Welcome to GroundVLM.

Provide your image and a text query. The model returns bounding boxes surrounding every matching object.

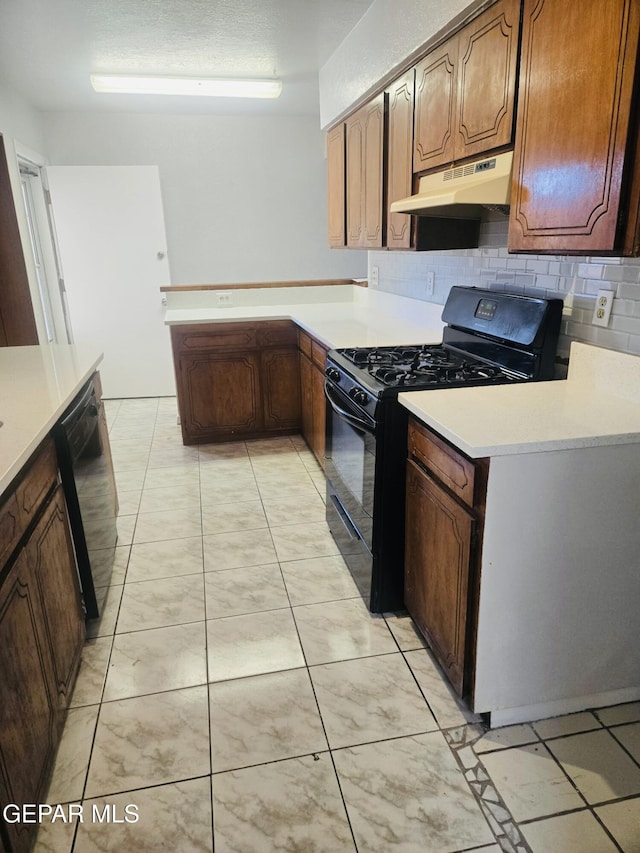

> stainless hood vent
[390,150,513,218]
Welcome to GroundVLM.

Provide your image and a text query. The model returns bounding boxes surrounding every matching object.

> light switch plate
[592,289,614,327]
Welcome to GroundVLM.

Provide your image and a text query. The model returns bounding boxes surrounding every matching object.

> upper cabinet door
[326,123,346,247]
[413,40,458,173]
[346,94,386,248]
[509,0,640,254]
[387,70,415,249]
[456,0,521,161]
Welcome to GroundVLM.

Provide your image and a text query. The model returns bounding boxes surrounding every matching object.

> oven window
[328,406,376,522]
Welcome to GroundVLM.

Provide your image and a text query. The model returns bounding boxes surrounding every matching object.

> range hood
[390,151,513,218]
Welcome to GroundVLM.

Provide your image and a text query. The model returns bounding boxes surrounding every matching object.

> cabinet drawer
[311,340,328,369]
[298,329,312,359]
[0,437,58,569]
[173,324,258,352]
[257,321,297,348]
[408,419,475,507]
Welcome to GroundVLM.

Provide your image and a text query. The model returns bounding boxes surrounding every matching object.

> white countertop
[0,344,103,494]
[164,287,446,350]
[400,342,640,457]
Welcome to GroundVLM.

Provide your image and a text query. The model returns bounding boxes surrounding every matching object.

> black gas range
[324,286,563,612]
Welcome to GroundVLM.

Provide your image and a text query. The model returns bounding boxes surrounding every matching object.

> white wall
[42,112,367,285]
[319,0,482,127]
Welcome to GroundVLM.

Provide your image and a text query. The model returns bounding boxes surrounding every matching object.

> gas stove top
[338,344,519,388]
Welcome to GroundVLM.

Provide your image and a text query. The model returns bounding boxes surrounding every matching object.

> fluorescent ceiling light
[90,74,282,99]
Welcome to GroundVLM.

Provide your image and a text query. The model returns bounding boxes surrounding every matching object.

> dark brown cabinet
[509,0,640,254]
[327,124,346,248]
[404,418,486,698]
[386,70,415,249]
[0,438,84,853]
[345,93,386,248]
[171,321,301,444]
[413,0,520,173]
[298,329,328,467]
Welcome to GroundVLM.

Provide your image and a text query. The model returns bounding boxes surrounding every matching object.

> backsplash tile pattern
[369,215,640,360]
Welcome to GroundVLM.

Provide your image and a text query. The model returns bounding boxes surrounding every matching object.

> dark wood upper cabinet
[346,93,386,248]
[414,0,521,173]
[326,123,346,248]
[509,0,640,254]
[0,135,38,346]
[386,70,415,249]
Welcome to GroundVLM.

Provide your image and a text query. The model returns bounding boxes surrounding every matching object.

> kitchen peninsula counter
[0,344,103,494]
[399,340,640,726]
[163,285,446,350]
[399,341,640,456]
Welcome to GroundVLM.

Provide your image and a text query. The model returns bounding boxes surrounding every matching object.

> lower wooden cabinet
[0,440,85,853]
[404,418,486,698]
[171,321,301,444]
[298,330,328,467]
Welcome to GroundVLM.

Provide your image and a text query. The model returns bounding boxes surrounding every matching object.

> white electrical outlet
[216,291,233,306]
[592,289,614,327]
[426,272,435,296]
[370,266,379,286]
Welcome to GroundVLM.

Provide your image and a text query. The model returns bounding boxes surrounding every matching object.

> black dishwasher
[53,376,118,618]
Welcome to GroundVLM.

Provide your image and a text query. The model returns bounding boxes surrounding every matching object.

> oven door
[324,378,376,558]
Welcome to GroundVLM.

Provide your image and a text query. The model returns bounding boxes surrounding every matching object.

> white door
[46,165,173,398]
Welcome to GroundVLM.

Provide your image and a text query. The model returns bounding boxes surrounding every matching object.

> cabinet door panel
[311,364,327,467]
[346,112,364,246]
[262,349,300,430]
[456,0,520,160]
[0,552,57,853]
[387,71,415,249]
[28,485,85,706]
[404,460,473,695]
[299,352,313,448]
[362,94,385,247]
[179,352,262,441]
[327,124,346,248]
[509,0,640,253]
[413,40,458,173]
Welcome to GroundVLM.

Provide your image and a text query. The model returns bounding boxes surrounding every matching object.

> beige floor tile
[142,464,200,490]
[280,555,359,606]
[201,499,267,534]
[200,476,261,506]
[115,514,136,546]
[137,482,201,513]
[86,585,123,639]
[116,490,141,515]
[520,810,619,852]
[104,621,207,701]
[612,722,640,762]
[125,536,203,583]
[85,686,210,798]
[475,724,539,753]
[212,754,355,852]
[271,520,340,562]
[116,573,205,633]
[33,818,77,853]
[404,648,481,728]
[262,492,326,526]
[293,598,397,665]
[198,441,248,461]
[69,637,113,708]
[310,653,438,748]
[334,732,494,852]
[76,777,213,852]
[132,507,202,543]
[204,563,289,618]
[209,669,328,772]
[207,608,304,682]
[114,468,146,493]
[45,705,100,804]
[384,613,428,651]
[532,711,603,741]
[595,797,640,852]
[595,702,640,726]
[203,528,277,571]
[481,742,584,821]
[547,729,640,804]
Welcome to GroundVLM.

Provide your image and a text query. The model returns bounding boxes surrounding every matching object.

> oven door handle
[324,382,376,434]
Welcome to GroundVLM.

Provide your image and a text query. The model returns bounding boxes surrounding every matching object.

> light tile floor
[34,397,640,852]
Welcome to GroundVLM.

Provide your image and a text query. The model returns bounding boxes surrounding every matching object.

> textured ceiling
[0,0,375,115]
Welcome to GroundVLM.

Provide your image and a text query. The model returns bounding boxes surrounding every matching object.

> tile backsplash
[369,213,640,360]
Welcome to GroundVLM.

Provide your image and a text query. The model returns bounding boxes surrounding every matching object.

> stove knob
[325,367,340,382]
[349,388,368,405]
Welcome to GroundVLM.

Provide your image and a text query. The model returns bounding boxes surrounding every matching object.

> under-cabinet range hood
[390,150,513,218]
